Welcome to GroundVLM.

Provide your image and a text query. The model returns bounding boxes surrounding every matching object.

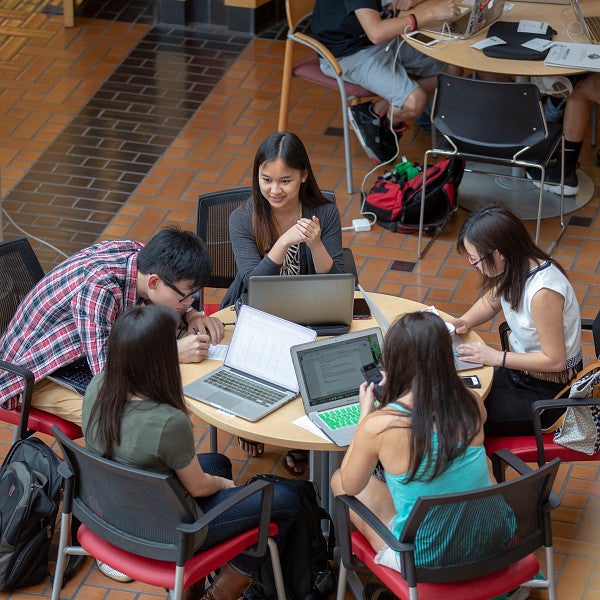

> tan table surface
[182,293,493,452]
[403,1,586,76]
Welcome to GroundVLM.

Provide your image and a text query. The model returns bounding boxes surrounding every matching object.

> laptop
[46,357,93,396]
[570,0,600,43]
[421,0,506,39]
[183,305,316,422]
[247,274,355,336]
[291,327,384,447]
[358,285,483,372]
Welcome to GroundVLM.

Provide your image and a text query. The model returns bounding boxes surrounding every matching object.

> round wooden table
[182,293,493,452]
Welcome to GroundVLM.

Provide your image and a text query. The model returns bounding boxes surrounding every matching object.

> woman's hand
[295,215,323,249]
[358,381,378,421]
[215,476,236,491]
[455,341,504,367]
[450,317,470,336]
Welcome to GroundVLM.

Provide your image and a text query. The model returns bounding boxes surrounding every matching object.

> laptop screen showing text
[296,332,383,408]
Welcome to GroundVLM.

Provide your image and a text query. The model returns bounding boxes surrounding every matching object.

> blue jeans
[194,453,300,576]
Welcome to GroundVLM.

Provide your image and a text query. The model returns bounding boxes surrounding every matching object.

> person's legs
[30,379,83,424]
[330,470,396,555]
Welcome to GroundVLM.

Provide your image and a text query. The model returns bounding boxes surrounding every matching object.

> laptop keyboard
[47,358,93,394]
[450,12,470,35]
[586,16,600,43]
[319,403,360,431]
[205,370,287,406]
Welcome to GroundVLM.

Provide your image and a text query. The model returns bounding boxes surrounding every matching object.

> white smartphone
[406,30,439,47]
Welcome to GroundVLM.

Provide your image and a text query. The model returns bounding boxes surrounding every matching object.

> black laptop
[46,357,94,396]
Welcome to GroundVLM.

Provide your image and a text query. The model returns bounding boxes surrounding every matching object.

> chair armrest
[290,31,344,77]
[491,448,534,482]
[498,321,511,351]
[178,479,273,560]
[0,360,35,440]
[334,494,414,572]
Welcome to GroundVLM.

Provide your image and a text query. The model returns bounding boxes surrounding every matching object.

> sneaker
[348,102,398,164]
[526,162,579,196]
[531,76,573,98]
[96,559,134,583]
[544,96,566,123]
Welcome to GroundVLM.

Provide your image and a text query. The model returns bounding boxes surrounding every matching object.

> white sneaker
[505,586,531,600]
[531,76,573,98]
[96,559,134,583]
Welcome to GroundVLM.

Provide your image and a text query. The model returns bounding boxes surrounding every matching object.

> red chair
[485,312,600,465]
[0,238,82,442]
[277,0,376,195]
[50,426,285,600]
[334,450,560,600]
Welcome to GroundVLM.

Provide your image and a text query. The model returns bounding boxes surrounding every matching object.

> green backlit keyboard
[318,403,360,430]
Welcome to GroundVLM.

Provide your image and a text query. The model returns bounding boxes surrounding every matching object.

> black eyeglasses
[161,276,200,302]
[467,251,494,267]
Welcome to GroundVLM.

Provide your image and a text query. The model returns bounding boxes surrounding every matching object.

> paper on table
[293,415,331,441]
[207,344,228,360]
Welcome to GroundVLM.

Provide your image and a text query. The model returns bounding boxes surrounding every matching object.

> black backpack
[0,437,63,590]
[363,158,464,234]
[243,474,337,600]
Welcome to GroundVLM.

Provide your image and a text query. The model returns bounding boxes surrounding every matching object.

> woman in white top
[451,204,582,436]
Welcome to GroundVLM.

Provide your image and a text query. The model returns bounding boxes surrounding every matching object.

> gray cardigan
[221,199,346,308]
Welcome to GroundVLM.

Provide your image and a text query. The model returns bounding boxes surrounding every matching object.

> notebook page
[225,305,316,391]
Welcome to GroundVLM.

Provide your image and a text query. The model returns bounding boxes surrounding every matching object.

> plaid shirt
[0,240,142,409]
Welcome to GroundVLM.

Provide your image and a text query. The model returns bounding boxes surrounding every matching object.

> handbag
[551,361,600,455]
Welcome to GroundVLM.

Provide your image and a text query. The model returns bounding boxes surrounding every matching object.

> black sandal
[282,449,309,476]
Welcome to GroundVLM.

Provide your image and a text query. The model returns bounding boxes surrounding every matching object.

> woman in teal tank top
[331,311,493,573]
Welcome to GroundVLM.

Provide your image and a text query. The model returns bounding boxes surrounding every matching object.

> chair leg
[545,545,558,600]
[592,102,598,147]
[340,93,355,195]
[268,538,286,600]
[278,39,294,132]
[63,0,74,26]
[547,136,566,254]
[51,514,73,600]
[336,561,348,600]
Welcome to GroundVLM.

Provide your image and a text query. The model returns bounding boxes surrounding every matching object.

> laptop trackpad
[206,391,246,413]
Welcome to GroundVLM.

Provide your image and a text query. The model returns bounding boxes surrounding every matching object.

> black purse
[483,21,557,61]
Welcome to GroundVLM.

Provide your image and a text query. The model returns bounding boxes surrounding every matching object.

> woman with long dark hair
[331,311,492,574]
[83,305,300,600]
[451,203,582,436]
[222,131,346,462]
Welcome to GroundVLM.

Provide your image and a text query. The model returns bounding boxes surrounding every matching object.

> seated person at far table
[0,226,224,426]
[311,0,463,164]
[83,304,301,600]
[528,73,598,196]
[222,131,347,465]
[331,312,521,597]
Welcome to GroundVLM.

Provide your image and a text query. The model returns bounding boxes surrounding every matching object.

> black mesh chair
[335,450,560,600]
[0,238,82,442]
[417,74,566,259]
[485,309,600,465]
[50,426,285,600]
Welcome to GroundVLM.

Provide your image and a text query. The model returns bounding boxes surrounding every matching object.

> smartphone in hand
[460,375,481,389]
[361,362,383,400]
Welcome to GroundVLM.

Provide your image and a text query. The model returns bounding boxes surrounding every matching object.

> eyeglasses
[161,276,200,302]
[467,251,493,267]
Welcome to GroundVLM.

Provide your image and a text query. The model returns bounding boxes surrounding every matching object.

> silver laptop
[422,0,506,39]
[358,285,483,372]
[291,327,384,447]
[247,274,355,336]
[46,357,93,396]
[183,305,316,421]
[571,0,600,43]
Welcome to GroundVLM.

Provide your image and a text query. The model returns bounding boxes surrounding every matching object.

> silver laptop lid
[248,274,355,327]
[291,327,384,414]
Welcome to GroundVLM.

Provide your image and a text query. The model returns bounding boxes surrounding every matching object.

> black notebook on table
[483,21,557,60]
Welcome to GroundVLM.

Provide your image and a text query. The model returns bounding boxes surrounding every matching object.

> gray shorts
[320,39,447,110]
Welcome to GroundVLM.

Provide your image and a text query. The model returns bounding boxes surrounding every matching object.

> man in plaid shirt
[0,226,224,425]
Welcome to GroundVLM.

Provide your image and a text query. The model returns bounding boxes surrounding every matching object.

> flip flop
[238,437,264,456]
[282,449,309,476]
[362,582,398,600]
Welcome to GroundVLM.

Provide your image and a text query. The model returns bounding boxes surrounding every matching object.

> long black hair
[457,203,565,310]
[87,304,185,459]
[250,131,332,255]
[380,311,482,482]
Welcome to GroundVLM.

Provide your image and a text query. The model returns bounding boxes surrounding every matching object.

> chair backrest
[196,188,337,292]
[286,0,314,30]
[0,238,44,334]
[398,457,559,584]
[53,427,198,562]
[432,74,548,150]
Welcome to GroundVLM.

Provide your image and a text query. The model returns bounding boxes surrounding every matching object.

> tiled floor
[0,1,599,599]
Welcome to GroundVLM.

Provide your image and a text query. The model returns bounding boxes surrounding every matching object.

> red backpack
[363,158,464,234]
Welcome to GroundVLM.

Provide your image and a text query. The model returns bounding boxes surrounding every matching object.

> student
[311,0,461,163]
[222,131,346,464]
[451,204,582,436]
[0,226,224,426]
[331,311,500,577]
[82,304,300,600]
[528,73,598,196]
